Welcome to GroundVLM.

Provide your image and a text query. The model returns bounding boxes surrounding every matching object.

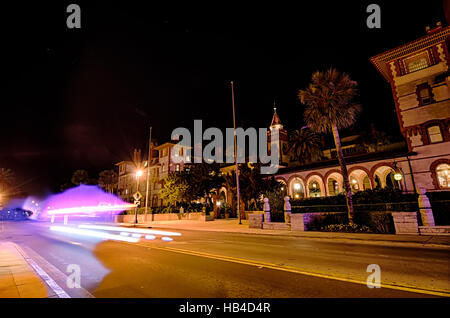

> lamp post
[231,81,241,225]
[145,126,152,218]
[134,169,143,225]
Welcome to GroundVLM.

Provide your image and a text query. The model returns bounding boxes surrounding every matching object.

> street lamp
[393,172,403,181]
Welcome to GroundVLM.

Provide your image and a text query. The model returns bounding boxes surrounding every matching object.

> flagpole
[231,81,241,224]
[145,126,152,219]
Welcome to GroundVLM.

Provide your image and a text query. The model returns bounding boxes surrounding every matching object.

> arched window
[374,175,382,189]
[350,176,359,192]
[328,178,339,196]
[363,176,371,190]
[385,171,400,189]
[290,178,304,199]
[308,180,321,197]
[427,125,443,143]
[436,164,450,188]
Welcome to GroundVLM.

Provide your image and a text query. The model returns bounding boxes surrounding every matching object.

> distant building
[116,143,190,207]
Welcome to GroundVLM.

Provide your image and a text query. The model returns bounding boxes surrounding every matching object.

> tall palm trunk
[331,122,354,224]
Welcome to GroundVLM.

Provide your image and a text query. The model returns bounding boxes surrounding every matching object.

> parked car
[0,208,32,221]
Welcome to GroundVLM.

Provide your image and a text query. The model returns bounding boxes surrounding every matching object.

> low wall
[245,211,264,220]
[116,212,213,223]
[391,212,419,234]
[419,226,450,236]
[248,214,264,229]
[262,222,291,230]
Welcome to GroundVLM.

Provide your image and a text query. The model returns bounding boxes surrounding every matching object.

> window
[436,164,450,188]
[427,125,443,143]
[290,179,304,199]
[404,51,430,73]
[419,87,432,105]
[175,164,180,172]
[350,176,359,192]
[308,180,321,197]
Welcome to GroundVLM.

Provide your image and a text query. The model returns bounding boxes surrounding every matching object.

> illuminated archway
[289,176,305,199]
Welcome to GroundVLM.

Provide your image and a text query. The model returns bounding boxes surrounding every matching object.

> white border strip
[14,243,71,298]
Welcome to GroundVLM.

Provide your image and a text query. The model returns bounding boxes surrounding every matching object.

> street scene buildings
[1,2,450,304]
[116,24,450,212]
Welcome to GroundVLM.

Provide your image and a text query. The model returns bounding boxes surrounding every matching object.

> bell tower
[267,105,289,166]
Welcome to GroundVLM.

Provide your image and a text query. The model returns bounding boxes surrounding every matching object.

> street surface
[0,220,449,298]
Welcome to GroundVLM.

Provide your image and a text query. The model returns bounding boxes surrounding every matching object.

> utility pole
[145,126,152,217]
[231,81,241,224]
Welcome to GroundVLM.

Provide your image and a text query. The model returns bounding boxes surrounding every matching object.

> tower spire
[270,102,283,129]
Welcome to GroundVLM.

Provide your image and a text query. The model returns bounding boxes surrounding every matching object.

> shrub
[266,188,285,222]
[306,213,348,231]
[321,223,372,233]
[291,188,419,213]
[354,212,395,234]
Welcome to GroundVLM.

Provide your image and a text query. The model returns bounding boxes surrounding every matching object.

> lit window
[407,57,428,73]
[404,52,429,73]
[176,164,180,172]
[436,164,450,188]
[308,180,321,197]
[291,179,304,199]
[427,125,443,143]
[350,176,359,191]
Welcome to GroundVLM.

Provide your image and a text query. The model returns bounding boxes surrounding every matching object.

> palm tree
[298,68,361,224]
[288,128,323,165]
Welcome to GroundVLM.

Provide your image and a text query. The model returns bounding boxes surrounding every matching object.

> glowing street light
[394,172,403,181]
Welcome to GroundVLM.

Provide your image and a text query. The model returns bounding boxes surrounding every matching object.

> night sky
[1,1,448,195]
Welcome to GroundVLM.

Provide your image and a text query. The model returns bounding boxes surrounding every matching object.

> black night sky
[1,1,448,195]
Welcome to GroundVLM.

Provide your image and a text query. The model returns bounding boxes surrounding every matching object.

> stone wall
[419,226,450,236]
[391,212,419,234]
[248,214,264,229]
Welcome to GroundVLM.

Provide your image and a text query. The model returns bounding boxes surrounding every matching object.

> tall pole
[231,81,241,224]
[145,126,152,217]
[134,174,140,225]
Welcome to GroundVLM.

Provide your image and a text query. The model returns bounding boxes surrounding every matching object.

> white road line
[14,243,71,298]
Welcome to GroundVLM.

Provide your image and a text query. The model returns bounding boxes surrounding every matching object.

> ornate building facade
[274,24,450,198]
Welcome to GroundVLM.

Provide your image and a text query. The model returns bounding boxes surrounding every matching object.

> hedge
[291,188,419,213]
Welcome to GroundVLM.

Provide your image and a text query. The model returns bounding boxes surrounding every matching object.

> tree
[360,130,391,153]
[160,172,191,208]
[184,163,224,208]
[98,170,118,193]
[288,128,323,165]
[71,169,91,186]
[223,164,282,215]
[298,68,361,224]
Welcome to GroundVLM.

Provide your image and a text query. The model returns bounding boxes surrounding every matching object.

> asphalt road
[1,220,449,298]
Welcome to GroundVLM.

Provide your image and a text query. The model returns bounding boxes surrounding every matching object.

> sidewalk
[119,219,450,248]
[0,242,54,298]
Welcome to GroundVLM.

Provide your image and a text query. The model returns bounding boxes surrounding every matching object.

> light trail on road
[78,224,182,237]
[50,226,139,243]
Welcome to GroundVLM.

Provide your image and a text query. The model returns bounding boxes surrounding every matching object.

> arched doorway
[289,177,305,199]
